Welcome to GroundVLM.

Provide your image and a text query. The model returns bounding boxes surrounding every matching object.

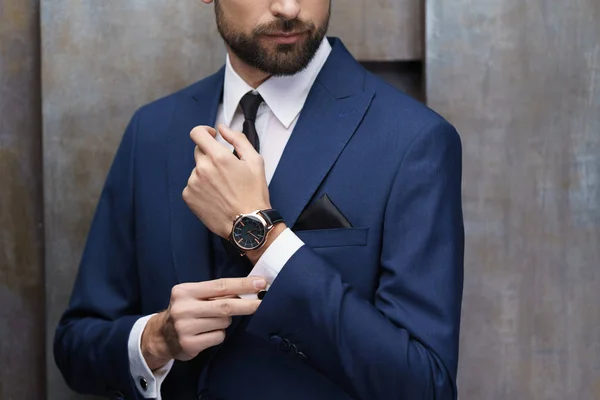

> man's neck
[227,47,271,89]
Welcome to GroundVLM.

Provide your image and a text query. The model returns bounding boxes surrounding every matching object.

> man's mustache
[254,18,315,36]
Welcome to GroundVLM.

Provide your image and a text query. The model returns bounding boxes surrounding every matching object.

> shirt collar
[222,37,332,129]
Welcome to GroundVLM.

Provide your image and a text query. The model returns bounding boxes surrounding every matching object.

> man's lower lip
[263,33,305,44]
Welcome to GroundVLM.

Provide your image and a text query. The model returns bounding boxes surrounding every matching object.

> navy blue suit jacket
[55,38,464,400]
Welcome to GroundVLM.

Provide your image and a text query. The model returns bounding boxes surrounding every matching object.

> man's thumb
[218,124,256,160]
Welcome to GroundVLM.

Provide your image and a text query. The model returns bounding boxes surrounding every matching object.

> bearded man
[54,1,465,399]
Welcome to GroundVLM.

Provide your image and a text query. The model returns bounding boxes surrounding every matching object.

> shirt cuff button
[139,377,148,391]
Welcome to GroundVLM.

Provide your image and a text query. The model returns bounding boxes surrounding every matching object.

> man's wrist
[141,312,173,371]
[246,223,287,265]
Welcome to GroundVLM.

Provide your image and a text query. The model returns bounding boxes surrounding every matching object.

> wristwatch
[228,209,284,255]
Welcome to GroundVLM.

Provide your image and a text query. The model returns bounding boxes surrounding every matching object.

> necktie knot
[239,92,264,122]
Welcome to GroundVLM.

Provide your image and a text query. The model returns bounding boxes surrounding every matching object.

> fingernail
[253,279,266,290]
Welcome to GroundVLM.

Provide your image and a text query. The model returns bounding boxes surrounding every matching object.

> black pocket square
[293,194,352,231]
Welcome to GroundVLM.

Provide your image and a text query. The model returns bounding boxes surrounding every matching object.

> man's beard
[215,2,330,76]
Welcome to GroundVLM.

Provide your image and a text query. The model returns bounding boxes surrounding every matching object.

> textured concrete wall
[427,1,600,399]
[329,0,422,60]
[0,0,45,399]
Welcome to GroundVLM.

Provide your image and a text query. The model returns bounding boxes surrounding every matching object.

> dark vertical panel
[41,2,224,398]
[427,1,600,399]
[0,0,45,399]
[361,62,424,102]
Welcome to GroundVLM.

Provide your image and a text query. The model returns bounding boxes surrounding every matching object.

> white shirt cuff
[240,228,304,300]
[128,315,174,399]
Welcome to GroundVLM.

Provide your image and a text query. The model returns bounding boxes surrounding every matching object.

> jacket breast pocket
[294,227,369,248]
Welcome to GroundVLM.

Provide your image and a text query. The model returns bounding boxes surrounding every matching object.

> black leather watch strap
[260,209,284,227]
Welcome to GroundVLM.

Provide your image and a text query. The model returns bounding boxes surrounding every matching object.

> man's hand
[182,124,271,238]
[141,277,266,370]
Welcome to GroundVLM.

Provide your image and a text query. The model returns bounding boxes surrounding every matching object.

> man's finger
[190,126,228,160]
[194,145,206,165]
[178,329,227,357]
[192,329,227,352]
[207,294,238,300]
[176,317,232,335]
[190,277,267,299]
[199,298,262,318]
[218,124,257,160]
[192,125,217,138]
[206,126,218,138]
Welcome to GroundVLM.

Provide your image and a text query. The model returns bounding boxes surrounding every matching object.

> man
[54,0,464,399]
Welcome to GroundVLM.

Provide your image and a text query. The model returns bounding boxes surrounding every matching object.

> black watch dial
[232,215,267,251]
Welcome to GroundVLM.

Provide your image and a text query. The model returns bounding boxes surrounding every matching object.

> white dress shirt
[128,38,332,399]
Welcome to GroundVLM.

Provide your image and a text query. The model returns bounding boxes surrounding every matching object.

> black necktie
[239,91,264,153]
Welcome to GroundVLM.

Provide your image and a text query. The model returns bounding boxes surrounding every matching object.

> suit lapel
[269,39,375,228]
[167,68,224,283]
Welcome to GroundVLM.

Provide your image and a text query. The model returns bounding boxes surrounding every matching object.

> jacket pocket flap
[294,227,369,248]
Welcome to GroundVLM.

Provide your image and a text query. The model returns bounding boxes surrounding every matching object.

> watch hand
[248,231,260,240]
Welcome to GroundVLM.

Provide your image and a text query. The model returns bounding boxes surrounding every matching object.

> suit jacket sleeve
[53,112,145,399]
[246,120,464,399]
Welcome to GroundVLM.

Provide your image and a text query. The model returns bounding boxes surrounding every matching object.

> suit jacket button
[138,377,148,391]
[269,334,282,344]
[279,338,291,352]
[298,351,307,362]
[289,343,298,356]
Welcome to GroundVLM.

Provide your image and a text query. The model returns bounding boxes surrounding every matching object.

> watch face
[232,215,266,251]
